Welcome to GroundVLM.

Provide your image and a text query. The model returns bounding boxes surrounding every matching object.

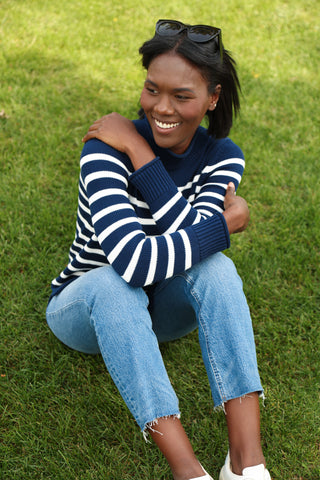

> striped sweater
[50,116,245,298]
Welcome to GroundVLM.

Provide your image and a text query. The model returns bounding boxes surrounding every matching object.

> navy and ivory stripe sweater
[50,117,245,298]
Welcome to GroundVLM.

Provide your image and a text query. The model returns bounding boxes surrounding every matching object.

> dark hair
[138,30,241,138]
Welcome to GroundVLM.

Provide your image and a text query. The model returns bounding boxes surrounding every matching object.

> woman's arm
[82,113,155,170]
[129,154,247,235]
[82,114,248,236]
[80,139,230,287]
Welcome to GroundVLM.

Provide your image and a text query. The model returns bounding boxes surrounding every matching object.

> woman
[47,20,271,480]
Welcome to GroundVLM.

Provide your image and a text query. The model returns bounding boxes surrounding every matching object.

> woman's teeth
[154,119,180,129]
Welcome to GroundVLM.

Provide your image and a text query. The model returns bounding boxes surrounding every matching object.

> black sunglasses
[155,19,223,57]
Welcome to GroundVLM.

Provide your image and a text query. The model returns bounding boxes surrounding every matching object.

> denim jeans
[46,252,263,432]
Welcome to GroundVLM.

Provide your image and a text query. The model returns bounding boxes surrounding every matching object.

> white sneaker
[189,474,213,480]
[189,465,214,480]
[219,452,271,480]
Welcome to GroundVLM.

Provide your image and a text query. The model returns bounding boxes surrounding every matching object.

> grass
[0,0,319,478]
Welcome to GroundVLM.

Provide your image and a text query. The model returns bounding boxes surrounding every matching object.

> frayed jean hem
[142,412,181,442]
[213,390,265,414]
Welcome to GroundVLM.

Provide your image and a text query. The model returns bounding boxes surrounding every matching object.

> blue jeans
[46,253,263,432]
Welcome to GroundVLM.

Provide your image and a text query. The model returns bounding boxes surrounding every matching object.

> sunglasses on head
[155,19,223,58]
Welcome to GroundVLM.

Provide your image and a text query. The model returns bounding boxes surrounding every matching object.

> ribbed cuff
[192,213,230,259]
[130,157,178,202]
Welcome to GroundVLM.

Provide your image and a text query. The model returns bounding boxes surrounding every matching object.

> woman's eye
[175,94,190,100]
[146,87,158,94]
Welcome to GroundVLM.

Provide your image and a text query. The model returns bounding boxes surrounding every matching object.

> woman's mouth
[154,118,181,130]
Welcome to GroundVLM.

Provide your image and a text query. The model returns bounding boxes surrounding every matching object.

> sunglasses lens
[155,21,222,56]
[156,20,182,36]
[188,26,220,43]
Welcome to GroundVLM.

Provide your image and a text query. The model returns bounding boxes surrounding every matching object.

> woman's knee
[189,253,242,289]
[46,266,149,351]
[74,266,148,308]
[97,268,148,309]
[46,296,100,354]
[81,267,151,336]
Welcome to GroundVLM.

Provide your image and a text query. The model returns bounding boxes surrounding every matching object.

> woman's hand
[82,113,155,170]
[82,113,138,152]
[223,182,250,234]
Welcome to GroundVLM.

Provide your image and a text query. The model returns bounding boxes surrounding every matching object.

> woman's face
[140,52,219,155]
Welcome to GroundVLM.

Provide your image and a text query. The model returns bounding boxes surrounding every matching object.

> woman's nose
[154,95,174,115]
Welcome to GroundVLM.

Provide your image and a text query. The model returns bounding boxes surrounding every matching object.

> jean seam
[182,272,227,405]
[47,297,93,319]
[47,298,87,315]
[90,311,141,421]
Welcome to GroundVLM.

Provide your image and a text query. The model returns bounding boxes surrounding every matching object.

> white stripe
[68,258,107,269]
[128,194,148,209]
[194,191,225,203]
[194,211,202,223]
[98,217,138,244]
[178,158,244,193]
[77,209,95,233]
[78,197,91,215]
[164,203,192,234]
[89,188,128,205]
[83,244,105,255]
[188,194,196,203]
[92,203,134,224]
[203,158,245,173]
[196,210,210,219]
[198,182,228,192]
[71,230,98,250]
[178,175,201,193]
[53,270,85,286]
[139,217,156,226]
[211,170,242,184]
[187,184,226,203]
[122,239,144,282]
[81,153,132,175]
[145,237,158,285]
[153,192,181,221]
[79,174,86,191]
[85,171,128,188]
[71,238,88,251]
[164,235,175,279]
[58,258,106,279]
[108,230,141,263]
[179,230,192,271]
[197,204,223,214]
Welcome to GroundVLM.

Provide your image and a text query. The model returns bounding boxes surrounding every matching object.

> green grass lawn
[1,1,319,479]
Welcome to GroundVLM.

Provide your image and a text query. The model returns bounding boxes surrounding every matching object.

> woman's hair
[138,30,241,138]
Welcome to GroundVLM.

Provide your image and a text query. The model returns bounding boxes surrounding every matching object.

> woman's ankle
[224,393,265,474]
[147,416,204,480]
[171,459,206,480]
[229,449,266,475]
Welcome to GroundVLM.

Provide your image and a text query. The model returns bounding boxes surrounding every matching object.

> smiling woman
[140,52,219,154]
[46,19,270,480]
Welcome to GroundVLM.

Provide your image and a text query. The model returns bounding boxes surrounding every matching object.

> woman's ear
[208,84,222,111]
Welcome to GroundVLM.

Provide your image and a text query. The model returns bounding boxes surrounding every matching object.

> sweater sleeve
[81,141,229,287]
[130,142,245,234]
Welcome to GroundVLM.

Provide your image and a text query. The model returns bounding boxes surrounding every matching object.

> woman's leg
[46,266,206,480]
[47,266,181,430]
[148,417,209,479]
[224,394,265,474]
[151,252,265,474]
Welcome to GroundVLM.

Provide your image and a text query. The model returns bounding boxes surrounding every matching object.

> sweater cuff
[192,213,230,259]
[129,157,178,202]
